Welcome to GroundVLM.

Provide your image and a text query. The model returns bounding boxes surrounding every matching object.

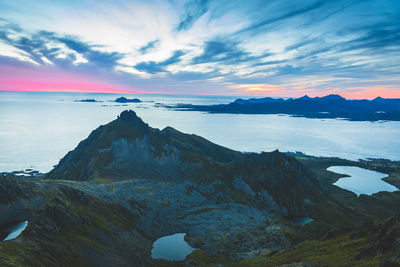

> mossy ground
[0,178,150,266]
[235,234,399,267]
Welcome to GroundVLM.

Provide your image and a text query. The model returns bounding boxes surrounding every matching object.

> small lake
[2,221,28,241]
[327,166,398,196]
[151,233,196,261]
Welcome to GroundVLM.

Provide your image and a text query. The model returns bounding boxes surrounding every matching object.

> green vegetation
[0,178,151,266]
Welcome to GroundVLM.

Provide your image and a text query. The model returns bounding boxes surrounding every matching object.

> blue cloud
[237,0,326,34]
[57,35,124,68]
[135,50,185,74]
[343,26,400,51]
[177,0,209,31]
[192,40,248,64]
[0,26,124,68]
[138,39,159,54]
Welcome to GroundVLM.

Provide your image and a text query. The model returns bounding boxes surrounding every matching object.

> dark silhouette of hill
[170,94,400,121]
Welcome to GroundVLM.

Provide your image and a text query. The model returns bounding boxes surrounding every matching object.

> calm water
[3,221,28,241]
[151,233,196,261]
[328,166,398,196]
[1,91,400,172]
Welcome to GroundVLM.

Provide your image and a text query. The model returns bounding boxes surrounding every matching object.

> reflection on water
[1,91,400,172]
[151,233,196,261]
[328,166,398,196]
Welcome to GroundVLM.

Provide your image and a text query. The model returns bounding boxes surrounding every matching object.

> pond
[2,221,28,241]
[327,166,398,196]
[151,233,196,261]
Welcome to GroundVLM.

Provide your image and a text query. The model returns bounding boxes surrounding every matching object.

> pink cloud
[0,64,142,94]
[340,87,400,99]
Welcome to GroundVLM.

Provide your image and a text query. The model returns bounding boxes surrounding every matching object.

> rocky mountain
[169,94,400,121]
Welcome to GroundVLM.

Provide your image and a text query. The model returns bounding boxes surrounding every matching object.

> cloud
[192,40,254,64]
[0,25,126,68]
[230,83,285,94]
[176,0,209,31]
[343,26,400,51]
[138,39,159,54]
[57,35,124,68]
[0,40,39,65]
[237,0,325,34]
[134,50,185,74]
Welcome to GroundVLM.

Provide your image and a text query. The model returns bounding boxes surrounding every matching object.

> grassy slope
[236,234,399,267]
[0,176,151,267]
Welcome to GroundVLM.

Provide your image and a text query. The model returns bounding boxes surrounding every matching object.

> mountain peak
[299,95,311,100]
[321,94,345,100]
[118,110,138,121]
[373,96,384,101]
[117,110,147,127]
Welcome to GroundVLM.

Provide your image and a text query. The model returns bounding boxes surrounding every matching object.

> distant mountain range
[170,94,400,121]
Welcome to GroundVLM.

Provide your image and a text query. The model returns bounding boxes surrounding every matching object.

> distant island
[169,94,400,121]
[74,99,99,103]
[115,97,142,103]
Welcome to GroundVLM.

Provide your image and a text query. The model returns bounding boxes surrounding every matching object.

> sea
[1,91,399,173]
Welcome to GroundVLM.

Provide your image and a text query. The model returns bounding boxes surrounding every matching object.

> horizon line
[1,89,399,100]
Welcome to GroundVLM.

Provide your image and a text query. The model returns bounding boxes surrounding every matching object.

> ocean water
[1,91,399,173]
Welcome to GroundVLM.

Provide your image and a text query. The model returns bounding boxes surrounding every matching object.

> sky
[0,0,399,98]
